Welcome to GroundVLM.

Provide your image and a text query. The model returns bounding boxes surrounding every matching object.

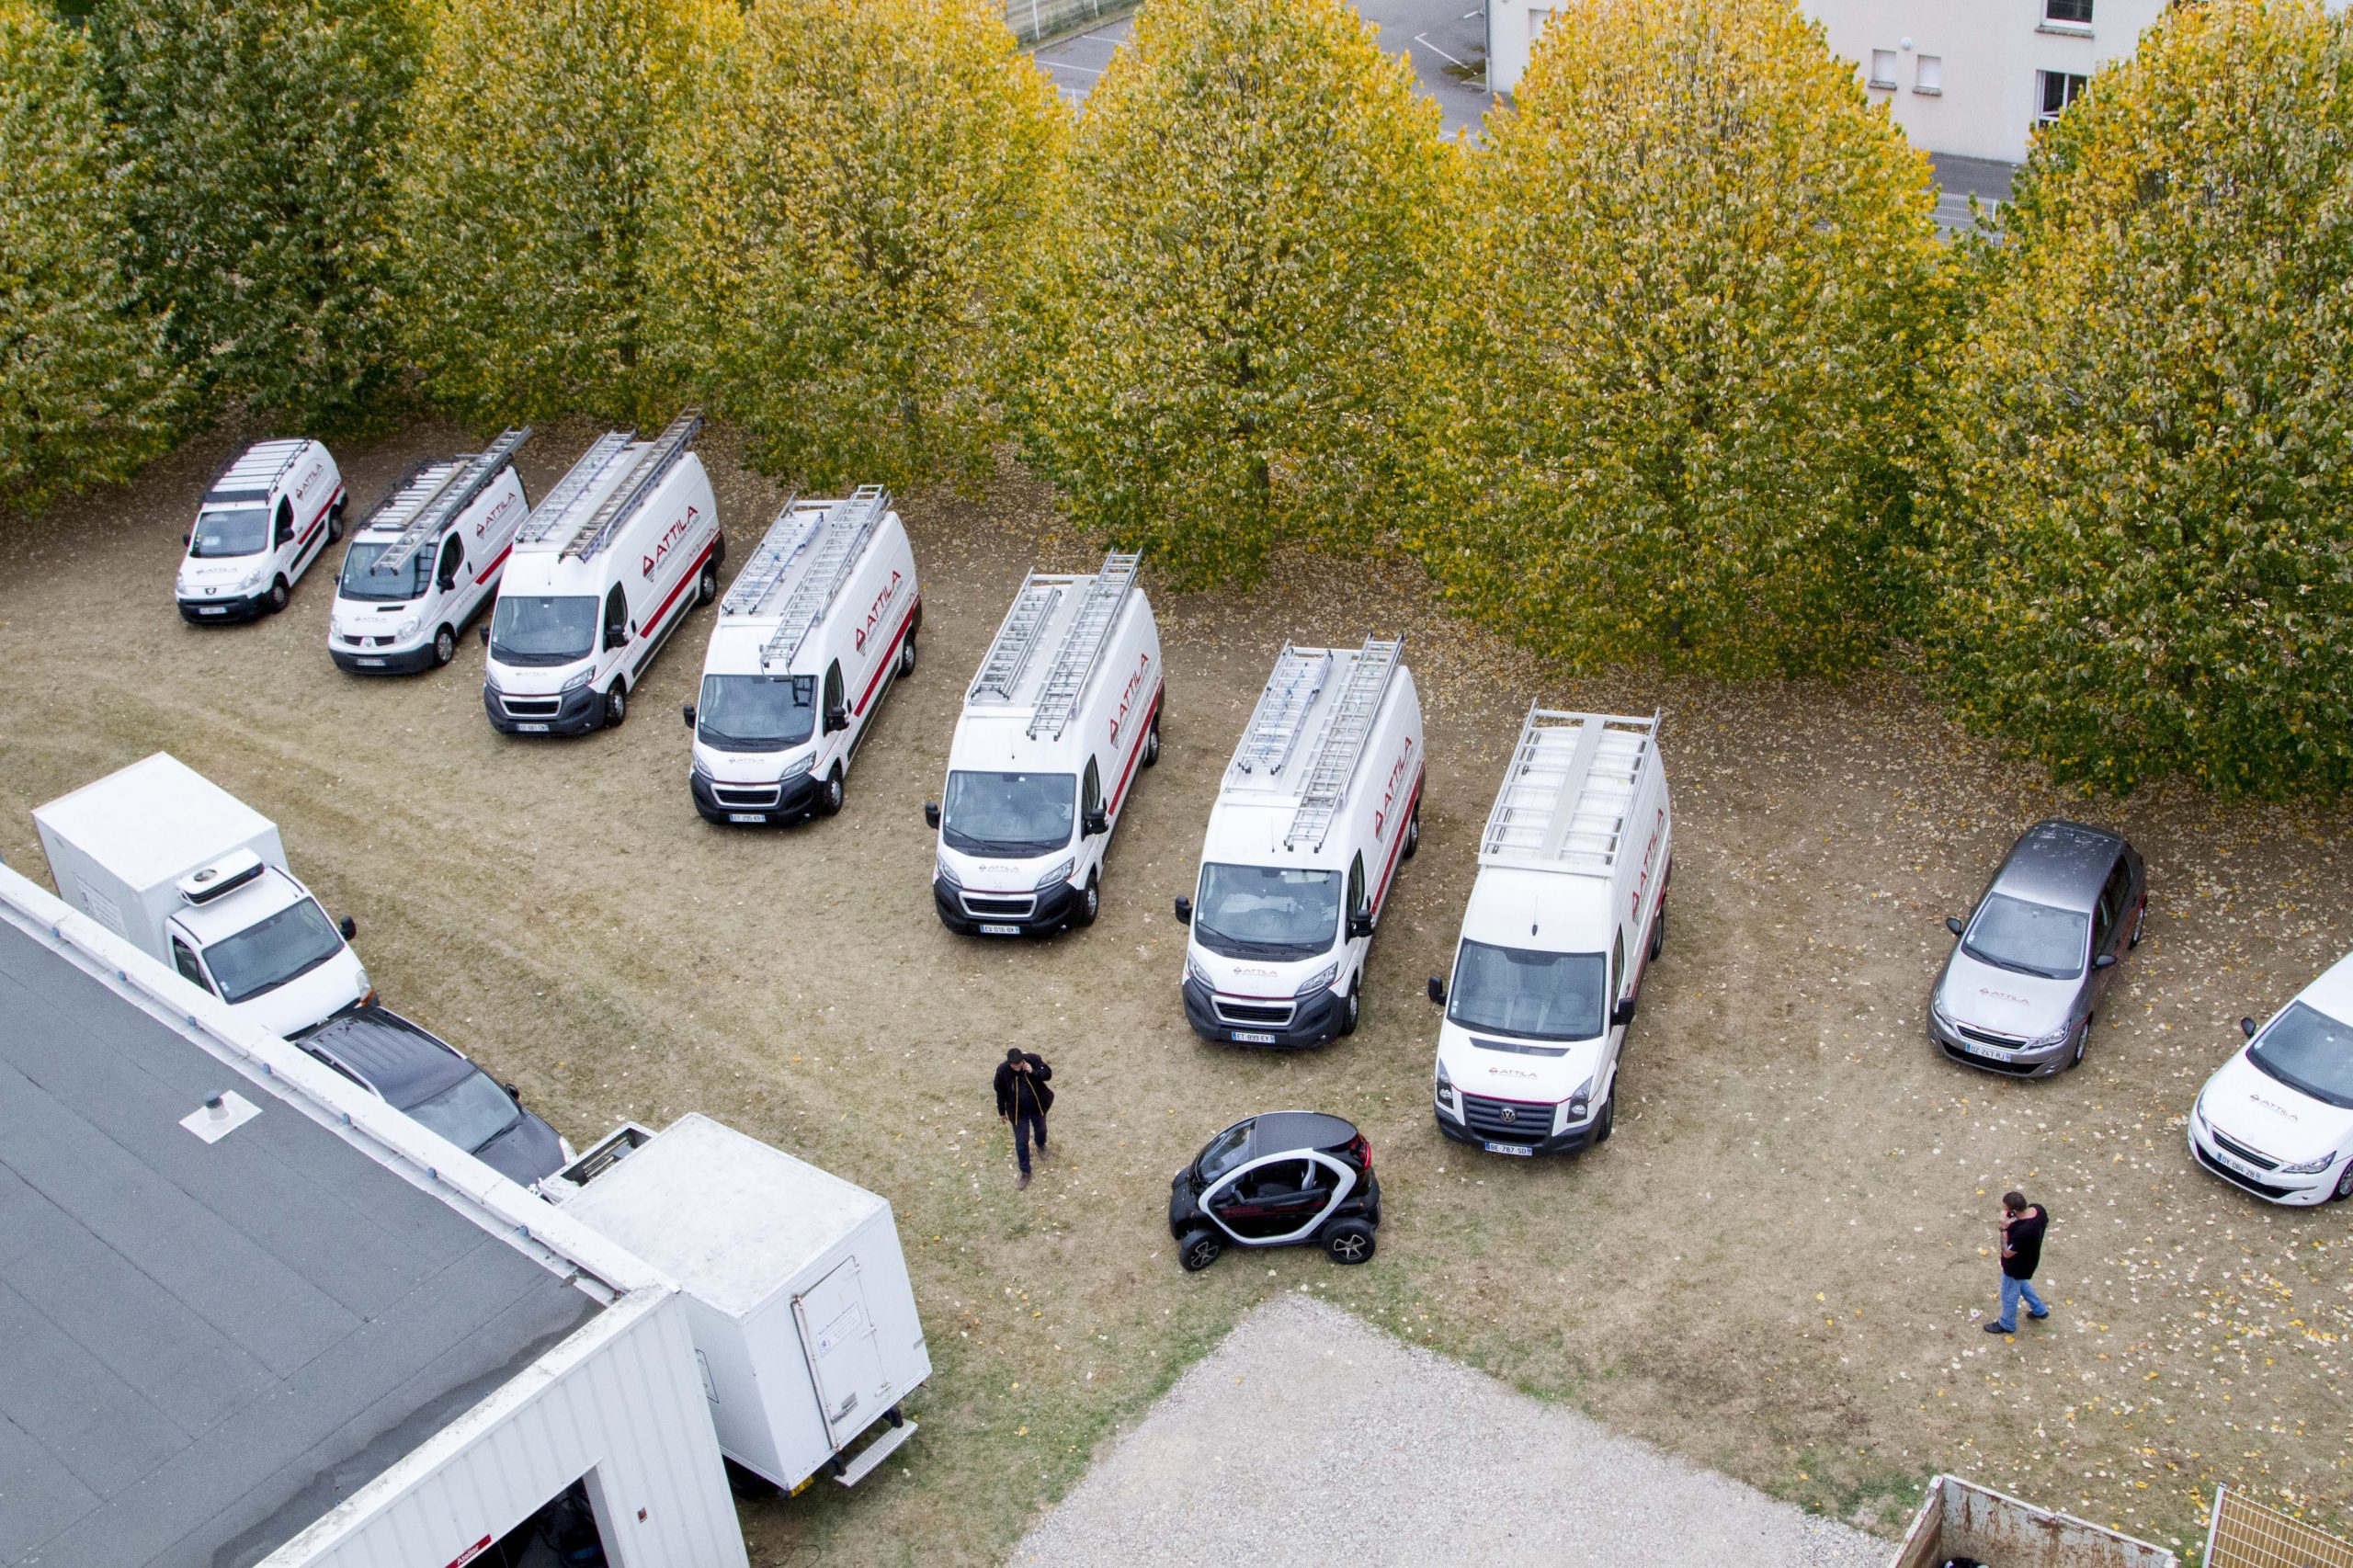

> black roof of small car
[1995,819,2129,913]
[297,1005,475,1110]
[1244,1110,1360,1159]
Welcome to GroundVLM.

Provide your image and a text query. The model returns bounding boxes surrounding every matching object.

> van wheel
[1591,1092,1615,1145]
[603,681,627,729]
[1142,712,1162,768]
[1322,1219,1376,1265]
[432,625,456,666]
[817,766,845,817]
[1402,802,1420,859]
[697,560,719,605]
[898,633,917,678]
[1176,1228,1222,1272]
[1336,985,1360,1038]
[267,576,290,613]
[1649,899,1667,962]
[1070,873,1100,929]
[326,500,345,543]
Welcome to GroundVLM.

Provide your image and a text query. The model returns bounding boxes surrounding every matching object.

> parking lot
[1,420,2345,1562]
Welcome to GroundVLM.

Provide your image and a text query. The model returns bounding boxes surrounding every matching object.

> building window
[1915,54,1942,95]
[1868,49,1897,89]
[2037,70,2088,121]
[2045,0,2094,24]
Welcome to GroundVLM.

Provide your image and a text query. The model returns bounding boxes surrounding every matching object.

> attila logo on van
[1371,738,1416,841]
[854,572,904,653]
[1630,806,1665,921]
[1109,654,1150,744]
[476,494,515,539]
[642,506,699,578]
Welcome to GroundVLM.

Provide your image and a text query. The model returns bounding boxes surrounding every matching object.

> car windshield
[1195,1122,1255,1185]
[698,673,815,752]
[337,540,429,601]
[489,594,597,665]
[941,771,1074,858]
[1448,940,1607,1041]
[190,506,268,558]
[1962,892,2088,980]
[1192,864,1338,960]
[2250,1001,2353,1110]
[402,1068,520,1152]
[201,899,347,1005]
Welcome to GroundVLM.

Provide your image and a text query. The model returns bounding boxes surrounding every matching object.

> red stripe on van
[472,543,512,585]
[852,597,919,717]
[1370,767,1423,915]
[1106,684,1162,815]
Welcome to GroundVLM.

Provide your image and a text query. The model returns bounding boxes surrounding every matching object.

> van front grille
[961,893,1035,918]
[1461,1094,1553,1141]
[1213,999,1295,1028]
[713,786,780,809]
[501,697,560,719]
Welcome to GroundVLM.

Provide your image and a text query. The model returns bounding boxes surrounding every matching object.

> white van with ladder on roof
[328,427,532,674]
[926,552,1161,936]
[176,438,347,622]
[481,413,723,736]
[1174,638,1424,1048]
[683,484,921,824]
[1428,708,1672,1157]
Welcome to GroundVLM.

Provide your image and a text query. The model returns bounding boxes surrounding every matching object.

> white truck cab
[685,485,921,824]
[176,438,346,622]
[32,754,372,1039]
[1430,709,1671,1157]
[1175,639,1424,1047]
[927,552,1161,935]
[329,427,532,674]
[482,413,723,736]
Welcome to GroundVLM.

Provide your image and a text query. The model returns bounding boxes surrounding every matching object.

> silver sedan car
[1928,820,2147,1077]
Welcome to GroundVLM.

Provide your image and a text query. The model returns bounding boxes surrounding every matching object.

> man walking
[1985,1189,2051,1335]
[995,1048,1054,1190]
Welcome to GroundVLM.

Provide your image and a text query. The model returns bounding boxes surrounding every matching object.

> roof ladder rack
[1027,552,1141,740]
[563,410,703,562]
[516,432,634,548]
[204,438,310,503]
[1231,642,1332,779]
[759,485,891,670]
[1284,636,1404,851]
[720,491,809,618]
[1479,708,1658,874]
[369,426,532,576]
[969,576,1064,704]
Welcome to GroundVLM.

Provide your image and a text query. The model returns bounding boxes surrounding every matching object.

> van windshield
[1962,893,2088,980]
[489,595,597,665]
[698,673,815,751]
[941,771,1074,858]
[338,540,430,601]
[190,506,268,558]
[202,899,347,1005]
[2250,1001,2353,1109]
[1448,939,1606,1041]
[403,1069,519,1152]
[1193,864,1338,960]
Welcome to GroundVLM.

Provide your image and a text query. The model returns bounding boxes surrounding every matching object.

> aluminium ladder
[1283,636,1404,851]
[1230,642,1333,780]
[563,410,704,562]
[370,426,532,576]
[969,577,1065,704]
[515,431,634,549]
[1027,552,1140,740]
[720,492,811,618]
[759,485,892,670]
[206,438,308,501]
[1479,708,1657,874]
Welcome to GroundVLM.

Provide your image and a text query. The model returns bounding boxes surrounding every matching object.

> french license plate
[517,722,550,733]
[1963,1040,2016,1062]
[199,607,227,616]
[356,656,386,667]
[1483,1141,1534,1157]
[2211,1146,2265,1180]
[979,923,1021,936]
[1232,1030,1277,1045]
[727,812,765,824]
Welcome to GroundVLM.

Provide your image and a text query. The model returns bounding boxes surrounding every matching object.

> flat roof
[0,918,599,1568]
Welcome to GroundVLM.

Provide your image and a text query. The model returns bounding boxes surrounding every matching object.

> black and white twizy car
[1168,1111,1381,1271]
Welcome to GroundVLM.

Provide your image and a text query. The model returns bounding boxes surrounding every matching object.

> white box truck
[329,426,532,674]
[551,1115,930,1493]
[926,551,1161,935]
[1175,638,1424,1047]
[483,413,723,736]
[684,484,921,825]
[175,437,347,622]
[1428,708,1671,1156]
[32,754,372,1039]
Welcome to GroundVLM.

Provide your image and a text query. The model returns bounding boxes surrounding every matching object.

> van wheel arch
[431,625,457,666]
[897,631,917,678]
[1336,984,1360,1038]
[1141,710,1162,768]
[326,500,345,543]
[602,679,628,729]
[1070,872,1101,929]
[817,765,845,817]
[697,558,720,605]
[267,576,290,613]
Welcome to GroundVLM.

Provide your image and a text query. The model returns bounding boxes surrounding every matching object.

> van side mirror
[438,569,459,592]
[1084,808,1109,837]
[680,703,696,728]
[604,624,628,651]
[1347,912,1374,940]
[1173,896,1192,925]
[479,624,491,646]
[1610,995,1638,1028]
[824,705,848,734]
[182,531,191,546]
[1945,916,1964,937]
[924,801,941,829]
[338,915,357,940]
[2241,1017,2257,1039]
[1427,976,1446,1006]
[2094,952,2117,971]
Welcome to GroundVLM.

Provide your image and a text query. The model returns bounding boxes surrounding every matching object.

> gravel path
[1012,1293,1888,1567]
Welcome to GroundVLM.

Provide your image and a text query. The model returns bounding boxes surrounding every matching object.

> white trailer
[1176,638,1424,1048]
[176,437,347,621]
[483,414,723,736]
[31,753,370,1039]
[1428,707,1672,1157]
[551,1115,931,1494]
[927,551,1162,935]
[685,485,921,824]
[329,426,532,674]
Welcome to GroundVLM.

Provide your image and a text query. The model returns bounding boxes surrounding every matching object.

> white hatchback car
[2189,952,2353,1206]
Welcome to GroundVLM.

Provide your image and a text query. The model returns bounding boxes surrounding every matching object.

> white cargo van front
[686,485,921,824]
[1429,709,1671,1156]
[927,552,1160,936]
[176,438,346,622]
[1175,638,1422,1047]
[32,754,371,1039]
[329,426,531,674]
[483,413,722,736]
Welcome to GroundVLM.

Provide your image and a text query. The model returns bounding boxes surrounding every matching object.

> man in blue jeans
[994,1048,1054,1191]
[1985,1189,2051,1335]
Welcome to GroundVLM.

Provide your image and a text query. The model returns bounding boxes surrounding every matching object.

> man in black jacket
[1986,1189,2052,1335]
[995,1049,1054,1190]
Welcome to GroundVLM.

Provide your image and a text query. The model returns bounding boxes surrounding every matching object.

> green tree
[1925,0,2353,797]
[1020,0,1451,586]
[0,0,178,514]
[654,0,1064,492]
[1419,0,1945,678]
[394,0,727,426]
[89,0,415,430]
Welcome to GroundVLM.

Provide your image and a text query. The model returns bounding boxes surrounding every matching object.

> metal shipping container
[1893,1475,2177,1568]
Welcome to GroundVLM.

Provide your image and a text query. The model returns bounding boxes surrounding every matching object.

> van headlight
[239,566,267,592]
[1035,858,1074,891]
[1187,953,1214,991]
[2278,1150,2338,1176]
[1295,962,1338,997]
[690,755,714,782]
[1564,1075,1595,1120]
[778,752,813,781]
[935,854,962,890]
[392,615,419,639]
[1435,1058,1455,1108]
[559,666,594,694]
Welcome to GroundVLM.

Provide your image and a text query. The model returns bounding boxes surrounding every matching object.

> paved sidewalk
[1012,1294,1887,1568]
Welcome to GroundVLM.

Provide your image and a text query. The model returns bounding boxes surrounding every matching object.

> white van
[684,485,921,824]
[926,552,1161,935]
[481,413,723,736]
[1428,708,1671,1156]
[176,438,346,622]
[2189,953,2353,1206]
[1174,639,1423,1047]
[328,427,532,673]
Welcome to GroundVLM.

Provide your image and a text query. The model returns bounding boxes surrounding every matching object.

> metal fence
[2207,1487,2353,1568]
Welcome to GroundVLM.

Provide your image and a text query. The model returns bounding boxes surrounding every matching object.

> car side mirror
[1347,912,1374,940]
[182,531,191,546]
[337,915,357,940]
[680,703,696,728]
[2241,1017,2258,1039]
[1085,808,1109,837]
[1427,976,1446,1006]
[479,624,491,646]
[1945,916,1964,937]
[924,801,941,829]
[1610,996,1638,1028]
[824,705,848,734]
[2094,952,2117,971]
[502,1081,521,1102]
[1173,895,1192,925]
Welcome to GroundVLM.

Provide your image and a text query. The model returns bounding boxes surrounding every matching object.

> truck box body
[1893,1475,2176,1568]
[330,428,532,674]
[1433,708,1671,1156]
[1180,639,1423,1048]
[552,1115,930,1492]
[688,485,921,824]
[32,754,369,1038]
[176,437,346,623]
